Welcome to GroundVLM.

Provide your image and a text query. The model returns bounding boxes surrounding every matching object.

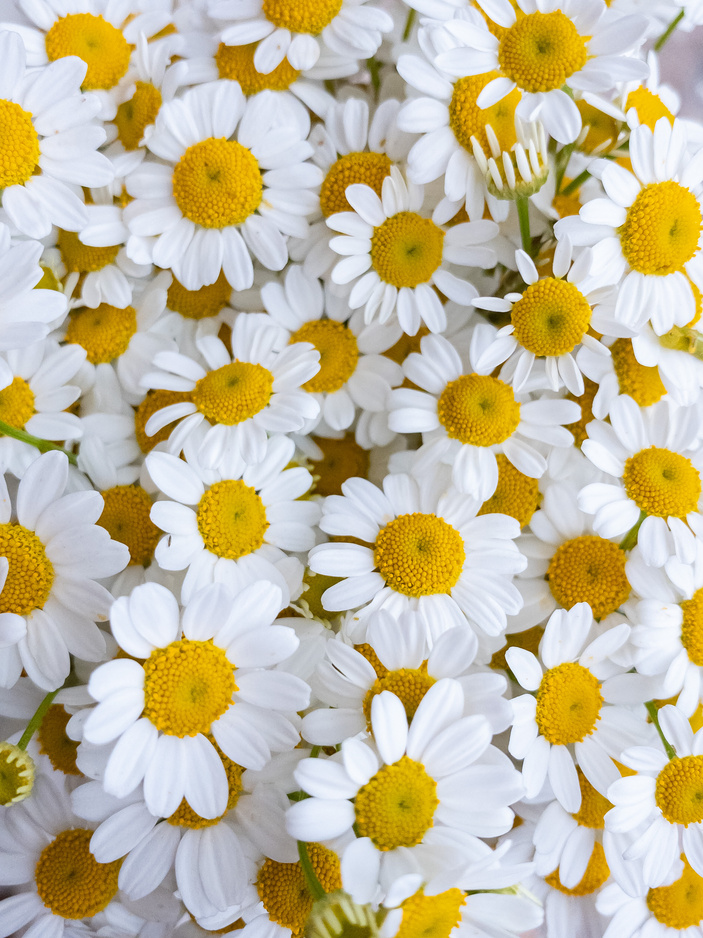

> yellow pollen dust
[37,705,80,776]
[626,87,675,131]
[396,888,466,938]
[362,667,436,729]
[682,588,703,666]
[0,99,40,188]
[656,756,703,826]
[623,446,701,518]
[289,320,358,393]
[647,857,703,929]
[167,271,232,320]
[257,844,342,938]
[610,338,666,407]
[572,768,612,829]
[310,434,370,497]
[192,361,274,425]
[0,522,54,616]
[619,181,702,276]
[0,376,34,431]
[262,0,342,35]
[374,513,465,597]
[511,278,592,357]
[216,42,301,94]
[545,842,609,896]
[320,152,392,218]
[438,374,520,447]
[370,212,444,289]
[449,72,520,154]
[536,661,603,745]
[45,14,130,91]
[135,389,192,453]
[576,101,619,155]
[172,137,262,229]
[142,638,236,737]
[58,230,120,273]
[547,535,631,620]
[114,81,163,150]
[197,479,268,560]
[97,485,160,567]
[566,377,597,447]
[355,755,438,851]
[0,742,34,805]
[65,303,137,364]
[35,828,121,919]
[498,11,588,94]
[478,453,540,527]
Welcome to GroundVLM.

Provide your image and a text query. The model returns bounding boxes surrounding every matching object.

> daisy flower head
[327,166,498,335]
[556,117,703,336]
[387,330,580,500]
[82,578,310,818]
[124,80,322,290]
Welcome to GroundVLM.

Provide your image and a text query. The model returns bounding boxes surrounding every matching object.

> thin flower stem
[645,701,677,760]
[555,142,575,195]
[619,510,646,551]
[17,689,60,751]
[562,168,591,196]
[654,8,685,51]
[402,8,416,41]
[298,840,326,901]
[0,419,78,465]
[516,196,532,255]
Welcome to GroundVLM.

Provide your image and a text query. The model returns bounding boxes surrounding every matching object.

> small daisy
[82,579,310,818]
[578,334,671,421]
[327,166,497,335]
[631,322,703,408]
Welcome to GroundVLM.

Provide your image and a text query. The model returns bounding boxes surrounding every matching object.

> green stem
[0,420,77,465]
[619,510,646,551]
[554,142,575,195]
[367,57,381,97]
[654,8,685,51]
[516,197,532,255]
[298,841,326,901]
[17,689,60,750]
[562,168,591,197]
[645,700,677,760]
[402,8,416,41]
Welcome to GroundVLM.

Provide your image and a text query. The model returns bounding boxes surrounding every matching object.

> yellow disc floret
[35,828,121,919]
[682,588,703,666]
[0,376,35,430]
[58,230,120,273]
[449,72,520,154]
[623,446,701,518]
[257,844,342,937]
[545,842,609,896]
[0,523,54,615]
[656,756,703,826]
[370,213,444,288]
[566,377,597,448]
[135,389,192,453]
[97,485,160,567]
[438,374,521,446]
[610,338,666,407]
[498,11,588,93]
[0,742,34,805]
[478,453,540,527]
[45,14,130,91]
[310,434,370,497]
[289,320,358,393]
[191,361,274,424]
[647,857,703,929]
[355,756,438,851]
[172,137,262,229]
[511,278,592,356]
[572,768,612,829]
[114,81,163,151]
[196,479,269,559]
[363,668,436,728]
[65,303,137,364]
[619,181,702,276]
[167,271,232,320]
[37,705,80,776]
[261,0,342,35]
[0,100,40,188]
[536,661,603,745]
[626,87,675,131]
[216,42,301,94]
[396,889,466,938]
[320,152,392,218]
[546,535,631,620]
[142,638,236,737]
[576,101,619,155]
[374,513,465,597]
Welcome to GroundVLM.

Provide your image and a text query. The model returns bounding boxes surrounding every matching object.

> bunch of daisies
[2,0,703,936]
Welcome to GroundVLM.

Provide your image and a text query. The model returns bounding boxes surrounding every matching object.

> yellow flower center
[396,889,466,938]
[216,42,301,94]
[65,303,137,364]
[437,374,521,446]
[572,767,612,829]
[448,72,520,154]
[135,389,192,453]
[320,152,392,218]
[682,588,703,666]
[498,11,588,94]
[545,842,609,896]
[37,705,80,776]
[490,623,543,672]
[576,101,619,155]
[566,377,597,448]
[0,376,35,431]
[300,569,342,619]
[623,446,701,518]
[196,479,269,560]
[167,272,232,320]
[310,433,370,497]
[547,535,631,620]
[370,212,444,289]
[58,229,120,273]
[172,137,262,229]
[142,638,236,737]
[261,0,343,35]
[0,99,40,188]
[0,742,34,805]
[114,80,163,150]
[374,513,465,597]
[35,829,121,919]
[355,756,438,851]
[536,661,603,745]
[619,181,702,276]
[97,485,160,568]
[626,87,675,131]
[610,338,666,407]
[478,453,540,527]
[45,14,131,91]
[289,320,358,393]
[168,740,244,827]
[647,857,703,929]
[656,756,703,826]
[0,523,54,616]
[363,667,436,729]
[191,361,274,425]
[257,844,342,938]
[511,278,592,357]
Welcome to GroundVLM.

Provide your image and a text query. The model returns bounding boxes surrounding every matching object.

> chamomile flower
[577,335,669,421]
[631,322,703,407]
[82,579,310,818]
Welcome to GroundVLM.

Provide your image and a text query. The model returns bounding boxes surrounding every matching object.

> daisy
[630,322,703,407]
[555,118,703,336]
[387,329,579,500]
[308,470,526,639]
[82,579,310,818]
[578,395,703,567]
[123,80,322,290]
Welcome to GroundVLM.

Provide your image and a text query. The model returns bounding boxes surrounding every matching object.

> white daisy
[630,323,703,408]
